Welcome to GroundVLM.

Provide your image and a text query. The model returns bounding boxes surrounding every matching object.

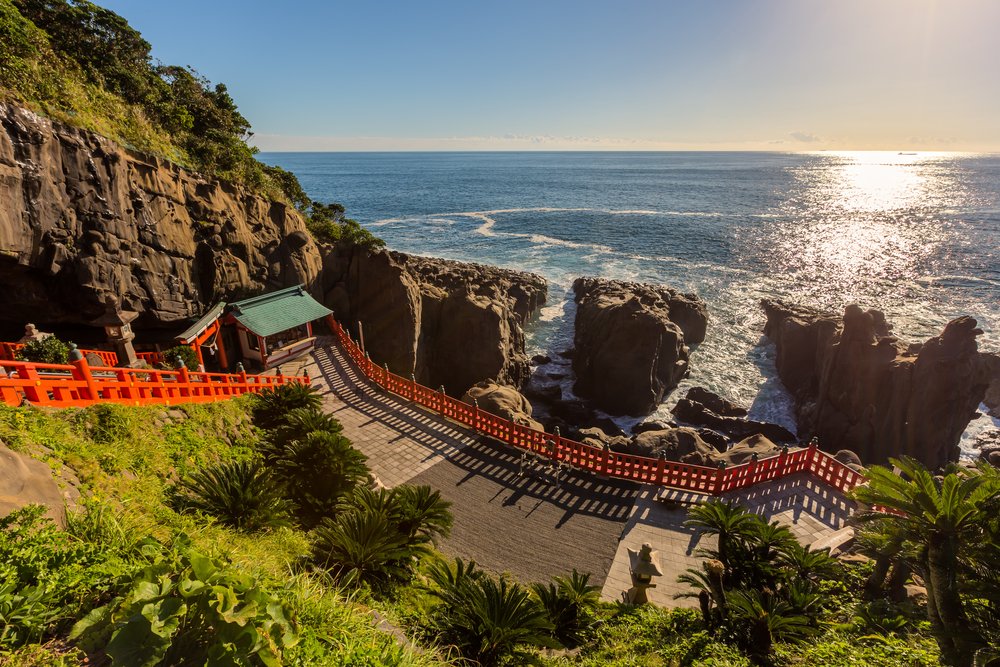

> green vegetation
[0,0,383,250]
[0,389,984,666]
[853,457,1000,666]
[14,336,70,364]
[160,345,199,371]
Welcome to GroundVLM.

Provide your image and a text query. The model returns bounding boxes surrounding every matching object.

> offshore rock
[672,397,795,443]
[571,277,708,416]
[461,381,545,431]
[762,299,998,468]
[324,248,547,396]
[0,103,322,331]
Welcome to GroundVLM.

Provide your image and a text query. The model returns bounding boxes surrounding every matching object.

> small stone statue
[18,323,52,344]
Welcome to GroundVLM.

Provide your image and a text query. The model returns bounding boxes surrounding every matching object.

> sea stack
[571,277,708,416]
[762,299,999,468]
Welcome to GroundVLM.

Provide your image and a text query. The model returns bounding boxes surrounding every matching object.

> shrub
[251,383,322,432]
[167,459,291,532]
[0,506,126,649]
[14,336,70,364]
[160,344,199,370]
[70,536,298,666]
[273,430,368,528]
[426,557,555,666]
[531,569,601,648]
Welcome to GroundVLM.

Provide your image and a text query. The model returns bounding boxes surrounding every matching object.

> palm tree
[531,570,601,647]
[251,383,322,431]
[274,430,368,527]
[394,485,453,545]
[428,558,555,666]
[310,510,416,591]
[167,459,290,532]
[853,457,1000,666]
[684,500,756,572]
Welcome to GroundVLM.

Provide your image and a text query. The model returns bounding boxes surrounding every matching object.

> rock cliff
[762,299,998,468]
[0,103,323,331]
[324,249,547,396]
[571,277,708,416]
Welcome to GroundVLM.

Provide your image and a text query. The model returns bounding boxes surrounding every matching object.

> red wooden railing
[0,356,307,409]
[326,316,866,496]
[0,342,118,367]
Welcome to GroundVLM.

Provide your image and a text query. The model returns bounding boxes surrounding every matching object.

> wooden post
[71,352,99,401]
[257,335,267,367]
[472,399,480,432]
[656,452,666,486]
[438,385,447,416]
[177,365,190,398]
[747,453,759,489]
[17,364,48,404]
[601,445,611,476]
[216,324,229,370]
[357,320,365,354]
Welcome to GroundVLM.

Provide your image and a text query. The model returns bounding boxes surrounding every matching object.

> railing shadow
[310,343,640,527]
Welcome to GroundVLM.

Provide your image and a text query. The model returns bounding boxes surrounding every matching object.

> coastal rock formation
[0,103,323,332]
[461,381,544,431]
[762,299,998,468]
[672,391,796,444]
[985,364,1000,418]
[324,249,547,396]
[0,440,77,525]
[571,277,708,416]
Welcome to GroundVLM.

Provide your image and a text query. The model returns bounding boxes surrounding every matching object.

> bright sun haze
[96,0,1000,152]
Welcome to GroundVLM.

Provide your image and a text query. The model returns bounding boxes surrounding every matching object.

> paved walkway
[279,341,854,599]
[600,474,853,606]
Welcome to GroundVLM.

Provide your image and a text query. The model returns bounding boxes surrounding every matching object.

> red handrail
[325,315,866,496]
[0,342,118,367]
[0,357,307,409]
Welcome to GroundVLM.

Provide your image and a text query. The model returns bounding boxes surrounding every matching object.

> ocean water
[259,151,1000,454]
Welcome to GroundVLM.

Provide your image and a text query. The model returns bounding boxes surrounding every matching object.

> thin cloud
[790,131,822,143]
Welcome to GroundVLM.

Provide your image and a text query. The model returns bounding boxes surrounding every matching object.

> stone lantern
[625,542,663,605]
[92,294,139,367]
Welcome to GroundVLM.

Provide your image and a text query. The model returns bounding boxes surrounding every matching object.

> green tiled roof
[176,301,226,343]
[229,285,331,337]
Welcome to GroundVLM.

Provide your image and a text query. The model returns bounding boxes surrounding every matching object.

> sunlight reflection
[771,152,967,311]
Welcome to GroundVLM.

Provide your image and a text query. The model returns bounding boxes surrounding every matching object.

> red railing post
[713,461,727,495]
[17,364,48,405]
[70,348,99,401]
[472,399,480,432]
[656,451,666,486]
[410,373,417,402]
[601,445,611,476]
[807,438,819,466]
[438,385,447,416]
[176,365,190,398]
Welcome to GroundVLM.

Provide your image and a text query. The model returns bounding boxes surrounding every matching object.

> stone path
[600,474,854,606]
[279,340,854,599]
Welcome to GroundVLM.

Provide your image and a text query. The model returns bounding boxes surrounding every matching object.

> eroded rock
[762,299,998,468]
[0,103,323,331]
[461,381,544,430]
[571,277,708,416]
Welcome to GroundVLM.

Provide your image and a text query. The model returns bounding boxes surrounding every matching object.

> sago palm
[251,383,322,431]
[853,456,1000,666]
[167,459,291,532]
[684,500,756,573]
[531,570,601,648]
[310,510,417,591]
[274,430,369,527]
[394,485,453,545]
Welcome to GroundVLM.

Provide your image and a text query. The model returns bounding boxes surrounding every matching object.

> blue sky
[100,0,1000,151]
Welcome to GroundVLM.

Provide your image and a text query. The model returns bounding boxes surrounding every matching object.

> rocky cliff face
[0,103,323,331]
[762,299,998,468]
[571,277,708,416]
[324,249,547,396]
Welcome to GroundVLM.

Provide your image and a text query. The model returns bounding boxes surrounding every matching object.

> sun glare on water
[768,151,968,312]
